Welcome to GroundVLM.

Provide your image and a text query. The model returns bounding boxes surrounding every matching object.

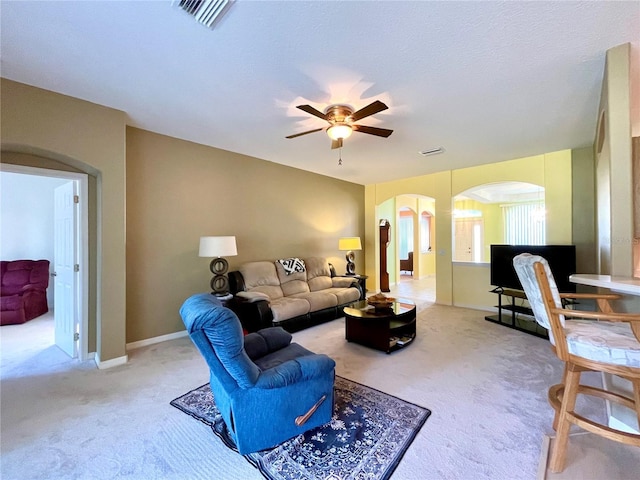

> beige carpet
[538,432,640,480]
[1,294,638,479]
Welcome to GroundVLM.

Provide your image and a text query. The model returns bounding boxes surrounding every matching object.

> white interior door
[454,218,483,262]
[54,181,78,358]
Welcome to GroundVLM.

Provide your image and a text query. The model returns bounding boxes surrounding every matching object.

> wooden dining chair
[513,253,640,472]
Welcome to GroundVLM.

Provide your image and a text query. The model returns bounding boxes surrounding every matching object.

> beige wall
[595,43,639,311]
[1,79,126,362]
[596,43,634,278]
[1,79,364,355]
[593,42,639,433]
[125,127,364,342]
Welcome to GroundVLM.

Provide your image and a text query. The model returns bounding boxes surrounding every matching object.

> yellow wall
[376,198,396,289]
[418,197,436,276]
[544,151,573,244]
[365,152,574,310]
[1,79,127,363]
[366,171,453,302]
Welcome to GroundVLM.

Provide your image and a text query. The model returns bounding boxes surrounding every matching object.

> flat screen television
[490,244,577,292]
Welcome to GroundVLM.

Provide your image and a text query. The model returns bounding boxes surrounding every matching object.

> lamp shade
[199,236,237,257]
[338,237,362,251]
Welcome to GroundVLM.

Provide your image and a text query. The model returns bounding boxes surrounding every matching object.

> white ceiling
[1,1,639,185]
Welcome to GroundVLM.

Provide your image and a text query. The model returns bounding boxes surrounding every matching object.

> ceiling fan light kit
[286,100,393,149]
[327,124,353,141]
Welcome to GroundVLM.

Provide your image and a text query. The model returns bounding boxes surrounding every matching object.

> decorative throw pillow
[277,257,306,275]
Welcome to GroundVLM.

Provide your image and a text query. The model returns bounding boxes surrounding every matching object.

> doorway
[398,207,415,276]
[377,194,436,300]
[0,165,89,360]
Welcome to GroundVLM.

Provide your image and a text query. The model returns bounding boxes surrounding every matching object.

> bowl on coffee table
[367,294,395,312]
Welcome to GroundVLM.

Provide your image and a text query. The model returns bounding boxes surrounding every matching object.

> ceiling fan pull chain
[338,148,342,166]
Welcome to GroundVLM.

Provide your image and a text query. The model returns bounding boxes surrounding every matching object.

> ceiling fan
[286,100,393,149]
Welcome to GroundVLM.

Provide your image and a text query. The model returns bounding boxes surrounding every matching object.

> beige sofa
[228,257,362,332]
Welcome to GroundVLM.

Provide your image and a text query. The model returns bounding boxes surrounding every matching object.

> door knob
[51,272,57,277]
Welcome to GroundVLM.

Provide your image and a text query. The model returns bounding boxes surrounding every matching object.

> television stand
[484,287,548,339]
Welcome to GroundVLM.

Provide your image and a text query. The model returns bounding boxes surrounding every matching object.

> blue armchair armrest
[254,354,336,389]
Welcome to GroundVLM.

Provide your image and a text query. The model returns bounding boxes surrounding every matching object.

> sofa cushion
[0,294,23,311]
[304,257,333,292]
[328,287,361,305]
[2,269,30,288]
[29,261,50,284]
[270,297,310,322]
[275,261,310,296]
[292,291,337,311]
[240,261,284,300]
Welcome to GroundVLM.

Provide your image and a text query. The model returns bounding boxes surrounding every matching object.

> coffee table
[343,298,416,353]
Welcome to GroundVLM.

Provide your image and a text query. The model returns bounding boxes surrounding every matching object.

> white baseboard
[95,353,128,370]
[126,330,188,352]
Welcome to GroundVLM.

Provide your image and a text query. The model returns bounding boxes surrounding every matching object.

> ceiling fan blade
[349,100,388,122]
[331,138,343,149]
[296,105,328,120]
[353,124,393,138]
[286,128,324,139]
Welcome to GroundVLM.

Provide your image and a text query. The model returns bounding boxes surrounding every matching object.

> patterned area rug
[171,376,431,480]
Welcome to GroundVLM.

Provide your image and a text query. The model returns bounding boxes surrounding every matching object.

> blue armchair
[180,293,335,455]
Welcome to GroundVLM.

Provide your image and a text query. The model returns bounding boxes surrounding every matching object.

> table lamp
[199,236,238,296]
[338,236,362,275]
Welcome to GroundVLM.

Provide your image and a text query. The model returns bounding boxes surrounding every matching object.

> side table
[213,292,233,307]
[341,274,368,300]
[344,299,416,353]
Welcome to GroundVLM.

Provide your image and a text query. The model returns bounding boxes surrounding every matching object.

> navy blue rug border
[171,376,432,480]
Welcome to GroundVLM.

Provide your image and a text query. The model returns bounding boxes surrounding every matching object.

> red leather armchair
[0,260,50,325]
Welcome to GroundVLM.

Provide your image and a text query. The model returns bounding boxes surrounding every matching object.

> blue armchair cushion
[253,342,315,370]
[244,327,292,360]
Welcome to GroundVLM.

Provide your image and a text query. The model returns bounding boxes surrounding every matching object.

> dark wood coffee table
[343,299,416,353]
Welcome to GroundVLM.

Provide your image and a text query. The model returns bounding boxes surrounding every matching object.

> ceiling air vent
[418,147,445,156]
[173,0,232,29]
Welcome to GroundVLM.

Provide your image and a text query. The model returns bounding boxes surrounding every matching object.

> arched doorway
[452,181,545,263]
[375,194,436,301]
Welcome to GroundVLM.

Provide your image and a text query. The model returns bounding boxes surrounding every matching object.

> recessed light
[419,147,445,156]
